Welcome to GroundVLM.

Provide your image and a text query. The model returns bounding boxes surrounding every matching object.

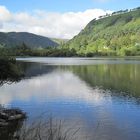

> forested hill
[51,38,69,45]
[64,7,140,56]
[0,32,58,48]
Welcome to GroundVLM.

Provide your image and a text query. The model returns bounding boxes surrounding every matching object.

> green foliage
[0,45,77,57]
[63,8,140,56]
[1,8,140,57]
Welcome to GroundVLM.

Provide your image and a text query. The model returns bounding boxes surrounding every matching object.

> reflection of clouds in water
[0,70,111,105]
[0,69,139,140]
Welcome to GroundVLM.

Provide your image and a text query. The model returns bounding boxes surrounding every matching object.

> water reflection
[68,64,140,98]
[0,60,24,86]
[0,68,109,107]
[0,58,140,140]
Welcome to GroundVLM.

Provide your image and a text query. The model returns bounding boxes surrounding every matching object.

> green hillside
[64,7,140,56]
[51,38,69,45]
[0,32,58,48]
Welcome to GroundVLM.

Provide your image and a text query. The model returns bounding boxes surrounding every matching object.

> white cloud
[0,5,112,39]
[0,5,12,21]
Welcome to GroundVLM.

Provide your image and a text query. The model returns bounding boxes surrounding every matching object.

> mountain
[0,32,58,48]
[51,38,69,45]
[65,7,140,56]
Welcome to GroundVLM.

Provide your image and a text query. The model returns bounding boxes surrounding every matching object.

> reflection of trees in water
[5,60,139,99]
[16,62,140,98]
[17,61,57,78]
[0,59,24,86]
[62,64,140,98]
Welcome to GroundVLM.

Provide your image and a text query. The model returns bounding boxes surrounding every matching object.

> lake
[0,57,140,140]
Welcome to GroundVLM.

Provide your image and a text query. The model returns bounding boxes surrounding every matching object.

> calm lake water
[1,57,140,140]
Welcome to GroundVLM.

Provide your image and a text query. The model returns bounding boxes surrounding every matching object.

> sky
[0,0,140,39]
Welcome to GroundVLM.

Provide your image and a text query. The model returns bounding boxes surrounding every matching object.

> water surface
[0,57,140,140]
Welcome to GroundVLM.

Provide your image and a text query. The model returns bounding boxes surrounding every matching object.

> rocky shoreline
[0,108,26,127]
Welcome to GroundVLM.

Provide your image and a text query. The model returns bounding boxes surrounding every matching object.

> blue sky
[0,0,140,38]
[0,0,140,13]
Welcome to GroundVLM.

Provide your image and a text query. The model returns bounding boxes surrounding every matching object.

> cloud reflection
[0,70,110,106]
